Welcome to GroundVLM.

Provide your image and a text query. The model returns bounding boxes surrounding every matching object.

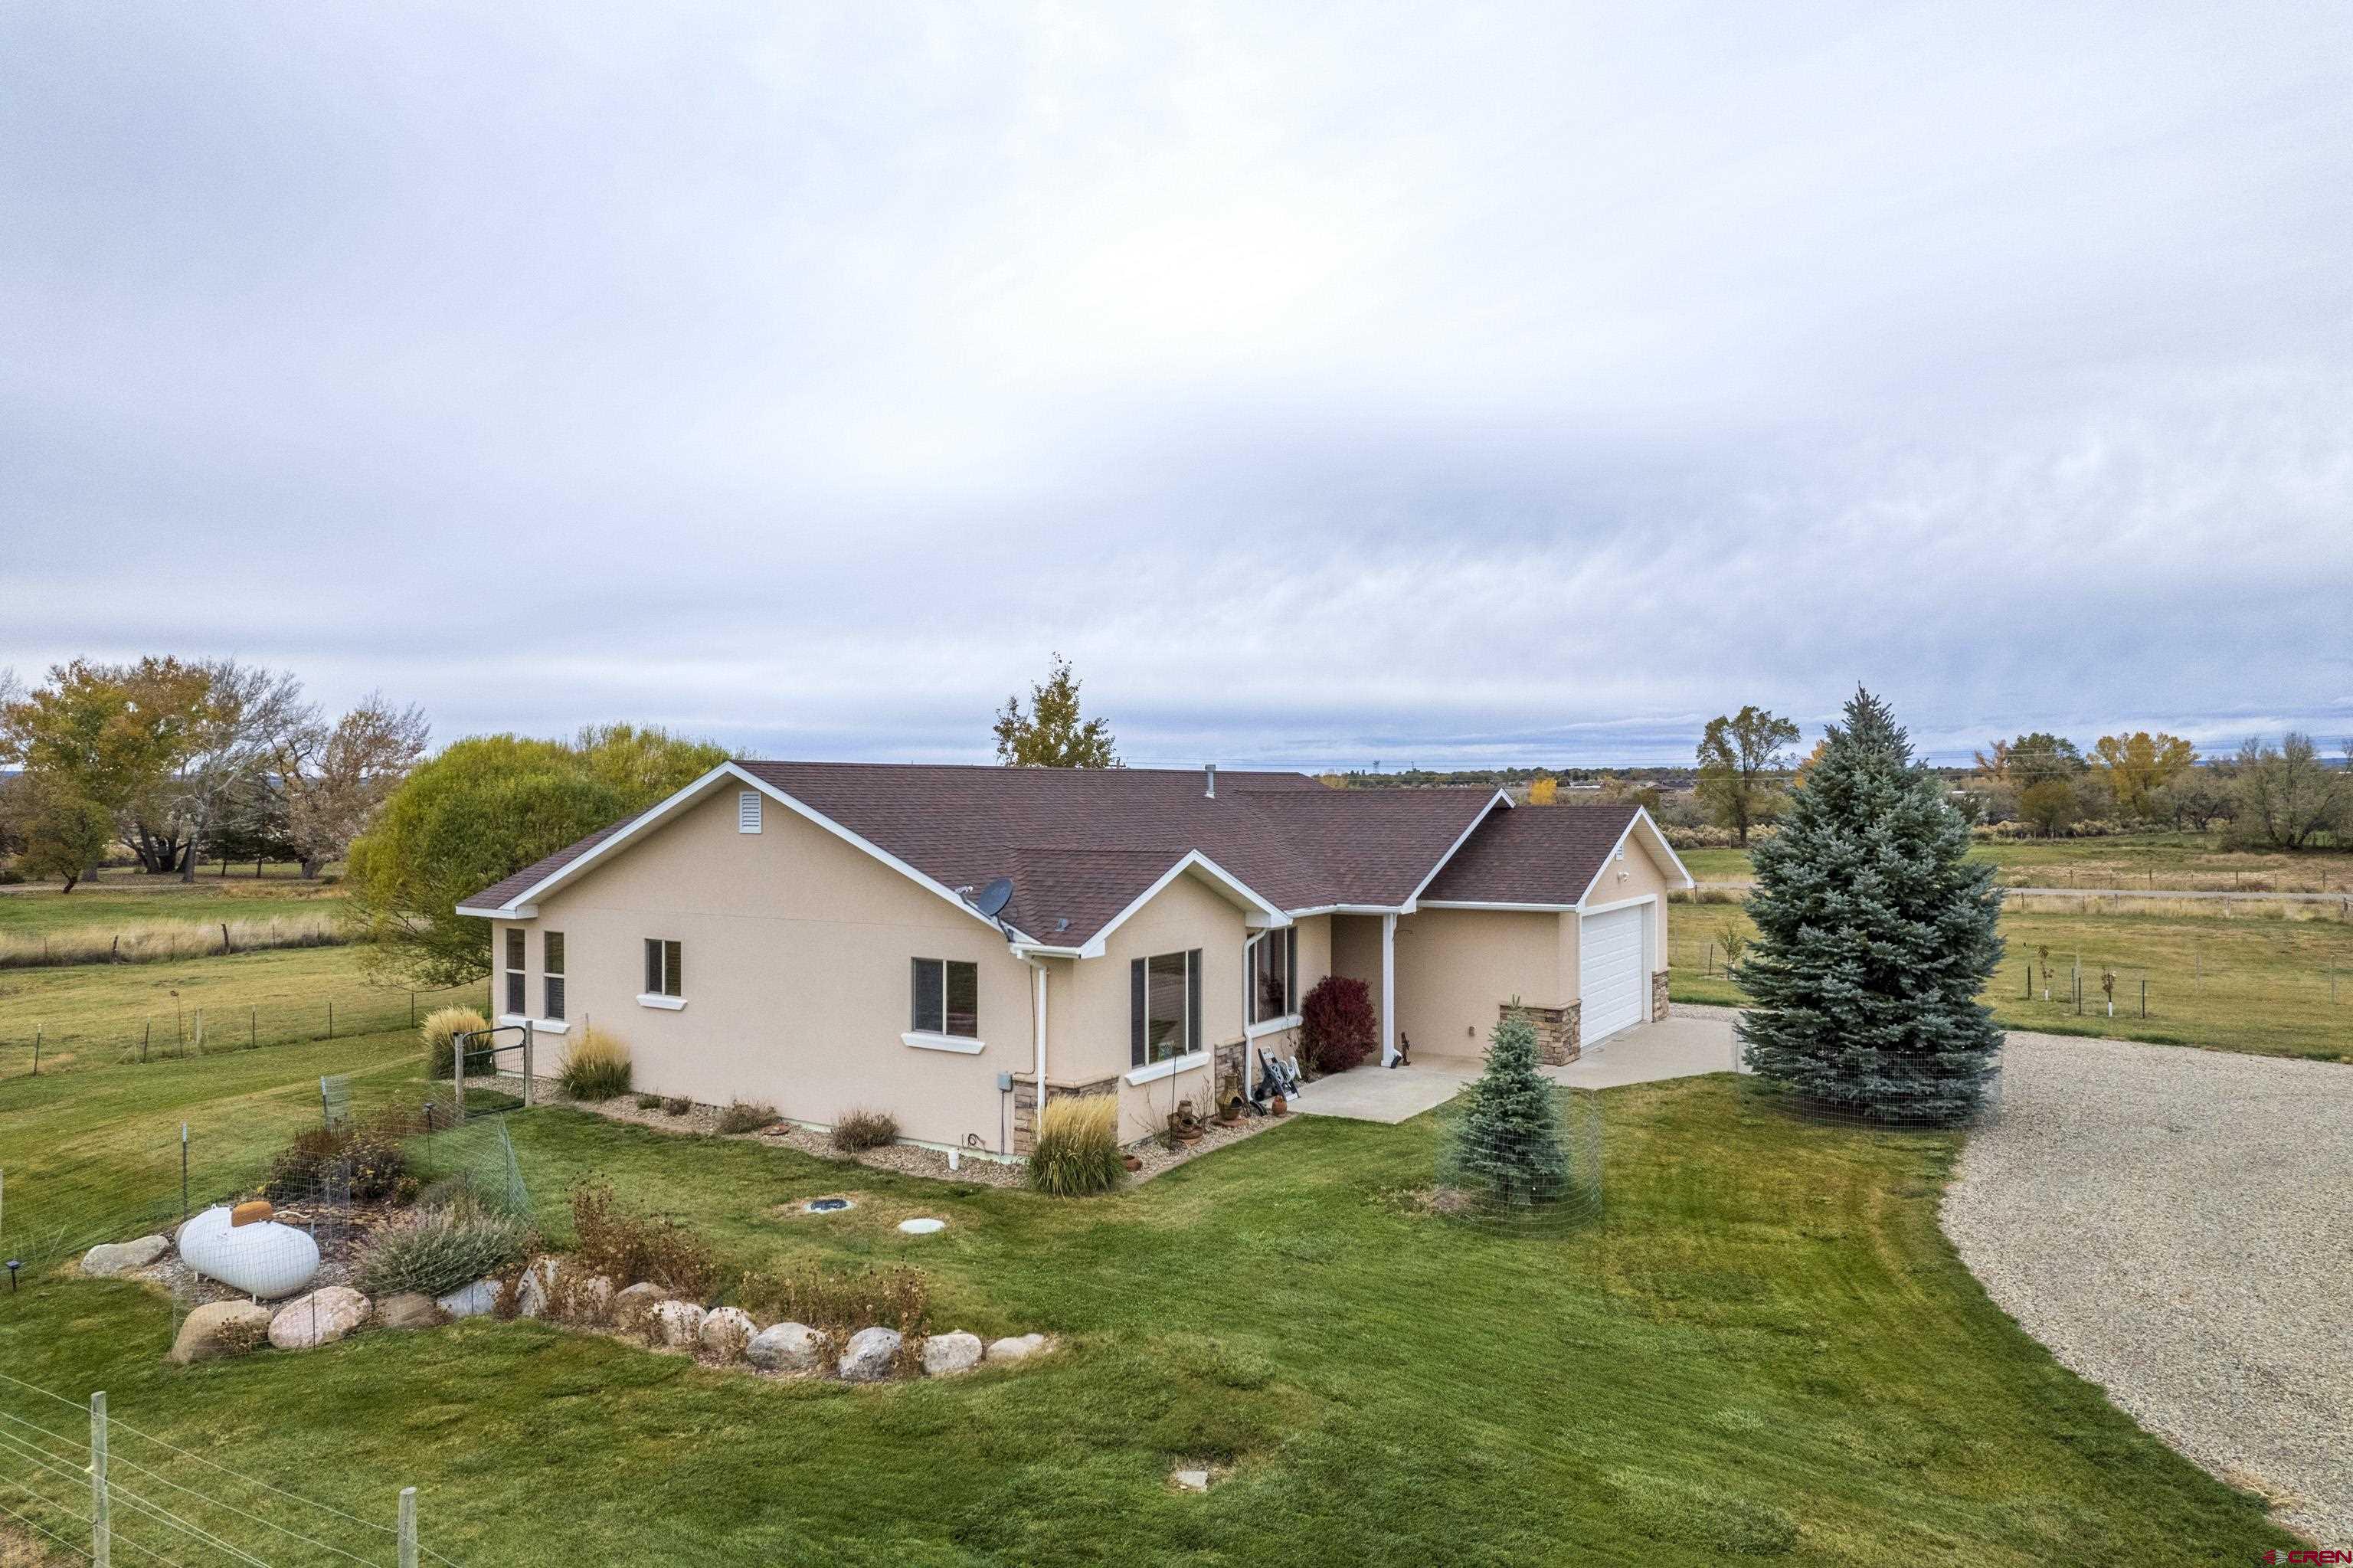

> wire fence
[0,1370,466,1566]
[1426,1087,1605,1238]
[0,984,487,1079]
[0,918,351,973]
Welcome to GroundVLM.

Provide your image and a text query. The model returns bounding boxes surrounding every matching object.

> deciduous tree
[993,655,1118,768]
[346,726,728,987]
[1738,688,2004,1125]
[1695,705,1799,845]
[1525,775,1557,806]
[270,695,431,877]
[2090,732,2197,822]
[19,787,114,892]
[2230,734,2348,849]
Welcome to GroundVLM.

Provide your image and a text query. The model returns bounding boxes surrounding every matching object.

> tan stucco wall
[1392,907,1568,1058]
[1051,870,1255,1144]
[1579,823,1677,970]
[1328,913,1384,1042]
[495,784,1029,1151]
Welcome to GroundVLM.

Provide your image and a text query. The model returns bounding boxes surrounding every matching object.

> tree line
[1593,704,2353,853]
[0,658,430,889]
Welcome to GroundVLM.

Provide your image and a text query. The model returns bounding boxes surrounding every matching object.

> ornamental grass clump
[358,1194,533,1298]
[556,1026,632,1102]
[1028,1093,1122,1196]
[421,1007,493,1079]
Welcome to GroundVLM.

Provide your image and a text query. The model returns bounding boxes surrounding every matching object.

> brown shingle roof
[1417,803,1642,905]
[460,763,1507,944]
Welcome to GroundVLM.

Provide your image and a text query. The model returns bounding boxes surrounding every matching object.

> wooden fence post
[398,1486,418,1568]
[522,1020,535,1108]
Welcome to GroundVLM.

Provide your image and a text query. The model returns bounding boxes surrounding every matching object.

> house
[456,761,1693,1156]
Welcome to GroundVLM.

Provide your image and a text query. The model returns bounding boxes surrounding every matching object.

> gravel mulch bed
[487,1073,1285,1190]
[1940,1029,2353,1543]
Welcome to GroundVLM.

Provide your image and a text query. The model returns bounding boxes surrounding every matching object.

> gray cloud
[4,2,2348,767]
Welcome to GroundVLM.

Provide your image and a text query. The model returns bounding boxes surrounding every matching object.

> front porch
[1289,1010,1744,1124]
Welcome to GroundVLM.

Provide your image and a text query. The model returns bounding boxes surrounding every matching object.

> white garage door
[1579,904,1646,1046]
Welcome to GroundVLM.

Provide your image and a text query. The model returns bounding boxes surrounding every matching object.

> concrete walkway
[1292,1009,1744,1124]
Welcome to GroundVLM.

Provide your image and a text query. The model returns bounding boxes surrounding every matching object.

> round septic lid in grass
[804,1196,854,1213]
[898,1217,946,1235]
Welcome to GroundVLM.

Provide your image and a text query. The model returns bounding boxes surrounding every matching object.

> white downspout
[1030,958,1049,1118]
[1380,912,1399,1066]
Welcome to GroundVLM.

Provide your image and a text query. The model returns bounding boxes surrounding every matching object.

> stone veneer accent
[1651,970,1671,1022]
[1009,1074,1118,1156]
[1213,1036,1247,1100]
[1499,1000,1580,1066]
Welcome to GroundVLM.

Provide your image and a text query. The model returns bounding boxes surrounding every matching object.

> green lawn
[0,944,479,1073]
[0,874,346,935]
[1680,832,2353,893]
[0,1028,2295,1565]
[1671,901,2353,1060]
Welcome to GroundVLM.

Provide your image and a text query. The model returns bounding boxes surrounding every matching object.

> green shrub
[1028,1094,1122,1196]
[830,1108,897,1152]
[715,1100,778,1135]
[663,1095,692,1115]
[633,1092,663,1111]
[421,1007,493,1079]
[556,1027,631,1102]
[567,1178,717,1298]
[358,1197,532,1298]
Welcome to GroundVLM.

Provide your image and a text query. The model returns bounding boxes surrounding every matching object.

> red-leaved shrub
[1300,975,1376,1075]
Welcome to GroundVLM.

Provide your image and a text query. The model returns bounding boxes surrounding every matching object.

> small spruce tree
[1445,1010,1569,1205]
[1736,687,2004,1124]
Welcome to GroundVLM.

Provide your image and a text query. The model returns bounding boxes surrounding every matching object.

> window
[543,931,566,1022]
[505,928,525,1016]
[1131,948,1202,1067]
[643,938,682,998]
[910,957,979,1037]
[1248,927,1298,1025]
[738,791,762,833]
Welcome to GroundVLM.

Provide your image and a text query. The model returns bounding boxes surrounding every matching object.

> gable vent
[738,791,762,834]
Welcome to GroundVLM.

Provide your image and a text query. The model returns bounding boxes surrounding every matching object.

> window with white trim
[1131,948,1202,1067]
[543,931,565,1021]
[643,938,682,998]
[504,928,525,1015]
[1248,927,1298,1024]
[909,958,979,1038]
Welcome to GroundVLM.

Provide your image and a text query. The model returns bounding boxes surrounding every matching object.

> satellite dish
[973,877,1015,920]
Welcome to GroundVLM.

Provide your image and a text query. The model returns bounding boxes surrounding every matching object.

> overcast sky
[4,4,2348,769]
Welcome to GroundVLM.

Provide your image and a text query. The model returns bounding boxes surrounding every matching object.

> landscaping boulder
[375,1292,440,1330]
[612,1281,665,1316]
[168,1301,274,1364]
[82,1235,170,1277]
[838,1326,902,1382]
[515,1259,561,1318]
[436,1279,502,1319]
[697,1306,757,1360]
[985,1334,1047,1364]
[653,1300,707,1350]
[921,1331,983,1377]
[267,1286,371,1351]
[572,1273,617,1324]
[746,1321,823,1373]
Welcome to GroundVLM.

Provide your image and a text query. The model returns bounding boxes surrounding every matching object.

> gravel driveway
[1942,1030,2353,1543]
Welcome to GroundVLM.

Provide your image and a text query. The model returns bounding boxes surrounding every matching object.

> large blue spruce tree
[1736,688,2004,1124]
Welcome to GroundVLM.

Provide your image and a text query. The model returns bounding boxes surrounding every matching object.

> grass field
[1671,900,2353,1060]
[1679,831,2353,893]
[0,944,479,1072]
[0,1024,2296,1566]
